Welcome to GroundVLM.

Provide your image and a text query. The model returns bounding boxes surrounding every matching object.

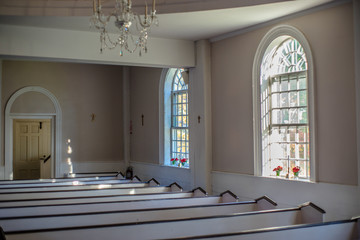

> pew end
[0,226,5,240]
[130,176,142,182]
[116,172,124,179]
[220,190,239,203]
[299,202,326,223]
[255,196,277,210]
[191,187,208,197]
[169,182,183,192]
[351,216,360,239]
[147,178,160,186]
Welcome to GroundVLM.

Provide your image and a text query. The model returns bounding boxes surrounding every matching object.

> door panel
[13,120,51,180]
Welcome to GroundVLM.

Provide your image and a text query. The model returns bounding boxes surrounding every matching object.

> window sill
[162,164,190,170]
[266,175,312,183]
[129,161,190,170]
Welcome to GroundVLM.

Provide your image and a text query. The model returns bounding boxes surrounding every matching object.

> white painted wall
[128,161,193,190]
[64,161,125,176]
[0,24,195,68]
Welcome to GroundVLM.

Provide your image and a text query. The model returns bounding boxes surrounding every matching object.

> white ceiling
[0,0,341,41]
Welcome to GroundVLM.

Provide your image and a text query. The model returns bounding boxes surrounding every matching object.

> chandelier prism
[90,0,159,56]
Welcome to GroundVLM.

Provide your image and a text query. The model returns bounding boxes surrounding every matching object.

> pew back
[173,219,359,240]
[3,204,324,240]
[0,201,273,232]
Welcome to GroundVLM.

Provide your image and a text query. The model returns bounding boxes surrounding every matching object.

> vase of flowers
[180,158,187,167]
[273,166,283,177]
[171,158,188,167]
[292,166,300,179]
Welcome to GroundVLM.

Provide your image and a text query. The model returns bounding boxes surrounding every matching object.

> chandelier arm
[135,13,154,29]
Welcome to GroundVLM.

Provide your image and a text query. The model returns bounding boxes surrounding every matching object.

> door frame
[12,117,54,179]
[5,86,62,179]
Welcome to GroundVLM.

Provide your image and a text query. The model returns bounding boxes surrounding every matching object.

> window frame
[159,68,190,168]
[252,25,316,182]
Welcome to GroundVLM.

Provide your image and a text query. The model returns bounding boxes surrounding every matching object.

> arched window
[253,26,315,181]
[161,68,189,168]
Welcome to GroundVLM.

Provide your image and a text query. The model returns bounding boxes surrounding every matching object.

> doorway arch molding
[5,86,62,179]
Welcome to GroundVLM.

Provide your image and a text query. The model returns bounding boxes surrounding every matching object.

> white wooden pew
[0,183,186,207]
[0,190,265,218]
[0,172,124,185]
[0,183,180,201]
[1,202,325,240]
[0,179,131,189]
[173,217,360,240]
[0,196,277,232]
[0,175,142,189]
[65,172,121,178]
[0,178,158,193]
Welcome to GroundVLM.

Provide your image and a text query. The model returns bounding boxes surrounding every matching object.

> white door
[13,120,51,180]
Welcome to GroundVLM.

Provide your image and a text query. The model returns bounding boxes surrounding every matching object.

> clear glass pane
[272,109,280,124]
[182,116,187,127]
[299,144,305,159]
[289,77,297,91]
[280,93,289,107]
[299,108,308,124]
[289,127,296,142]
[183,104,187,115]
[281,109,289,124]
[299,90,307,106]
[178,104,182,115]
[289,109,298,124]
[272,79,280,92]
[272,93,279,108]
[290,144,295,158]
[281,79,288,91]
[290,92,298,107]
[298,127,305,142]
[299,77,307,89]
[177,116,182,127]
[280,127,287,141]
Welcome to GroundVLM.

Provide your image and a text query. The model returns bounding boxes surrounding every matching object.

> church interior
[0,0,359,239]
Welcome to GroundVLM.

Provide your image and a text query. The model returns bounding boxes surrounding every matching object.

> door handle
[40,155,51,163]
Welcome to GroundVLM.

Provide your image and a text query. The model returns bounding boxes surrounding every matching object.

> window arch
[160,68,190,168]
[253,25,316,181]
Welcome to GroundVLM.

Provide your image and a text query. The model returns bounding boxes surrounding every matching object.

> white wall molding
[190,40,212,192]
[212,171,360,221]
[158,68,176,166]
[4,86,62,179]
[0,60,3,180]
[252,25,316,181]
[0,24,195,68]
[354,0,360,187]
[123,66,131,168]
[210,0,352,42]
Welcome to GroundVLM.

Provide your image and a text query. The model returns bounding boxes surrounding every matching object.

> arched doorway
[4,86,62,180]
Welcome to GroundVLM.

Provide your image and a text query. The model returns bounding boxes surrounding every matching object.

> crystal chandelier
[91,0,159,56]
